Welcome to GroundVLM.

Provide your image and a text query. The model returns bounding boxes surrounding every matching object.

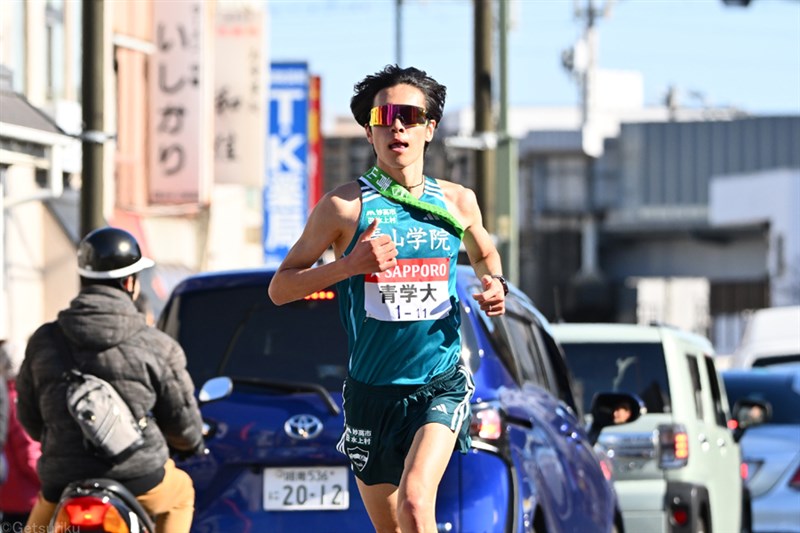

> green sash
[361,166,465,239]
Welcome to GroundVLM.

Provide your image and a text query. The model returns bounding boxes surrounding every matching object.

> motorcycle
[50,477,156,533]
[48,377,233,532]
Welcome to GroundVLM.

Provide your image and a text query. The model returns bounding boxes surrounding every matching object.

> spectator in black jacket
[16,227,204,533]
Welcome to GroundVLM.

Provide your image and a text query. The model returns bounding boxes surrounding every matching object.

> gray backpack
[54,325,146,462]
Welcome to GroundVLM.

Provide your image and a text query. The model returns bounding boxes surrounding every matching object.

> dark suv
[159,265,631,532]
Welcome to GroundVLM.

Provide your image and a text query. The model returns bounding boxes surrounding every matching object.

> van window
[686,356,704,420]
[703,356,729,427]
[560,342,671,416]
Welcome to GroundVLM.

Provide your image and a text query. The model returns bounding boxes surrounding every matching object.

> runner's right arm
[268,184,398,305]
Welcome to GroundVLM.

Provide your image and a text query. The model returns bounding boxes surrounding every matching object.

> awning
[0,90,71,154]
[0,90,65,134]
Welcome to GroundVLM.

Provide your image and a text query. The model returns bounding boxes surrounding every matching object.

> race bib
[364,258,452,321]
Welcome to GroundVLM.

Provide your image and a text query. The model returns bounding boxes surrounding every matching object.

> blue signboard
[263,62,309,266]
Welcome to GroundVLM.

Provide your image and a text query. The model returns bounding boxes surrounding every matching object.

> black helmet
[77,227,154,280]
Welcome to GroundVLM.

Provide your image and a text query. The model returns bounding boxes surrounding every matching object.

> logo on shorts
[346,445,369,471]
[431,404,448,414]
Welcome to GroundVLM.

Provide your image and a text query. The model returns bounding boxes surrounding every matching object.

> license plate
[263,467,350,511]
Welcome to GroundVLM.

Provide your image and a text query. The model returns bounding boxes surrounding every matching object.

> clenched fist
[347,219,398,275]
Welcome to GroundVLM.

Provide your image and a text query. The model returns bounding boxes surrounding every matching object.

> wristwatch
[491,274,509,295]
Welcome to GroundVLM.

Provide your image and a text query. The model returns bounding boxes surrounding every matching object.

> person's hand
[473,274,505,316]
[171,442,208,461]
[346,219,398,275]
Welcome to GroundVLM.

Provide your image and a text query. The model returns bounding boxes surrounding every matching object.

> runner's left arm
[451,185,506,316]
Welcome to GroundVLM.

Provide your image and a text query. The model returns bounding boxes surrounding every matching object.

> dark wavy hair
[350,65,447,128]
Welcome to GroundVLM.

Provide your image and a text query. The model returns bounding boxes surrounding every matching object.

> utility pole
[496,0,519,284]
[396,0,403,66]
[473,0,495,233]
[575,0,614,279]
[579,0,599,280]
[81,0,107,237]
[561,0,615,279]
[559,0,615,320]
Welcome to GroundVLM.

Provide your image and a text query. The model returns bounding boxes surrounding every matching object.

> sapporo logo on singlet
[364,258,452,322]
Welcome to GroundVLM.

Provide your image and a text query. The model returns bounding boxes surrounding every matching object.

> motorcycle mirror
[199,376,233,404]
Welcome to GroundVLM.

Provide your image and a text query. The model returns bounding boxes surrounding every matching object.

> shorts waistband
[345,364,462,397]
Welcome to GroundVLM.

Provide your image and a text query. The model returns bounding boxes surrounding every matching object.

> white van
[731,306,800,369]
[552,323,747,533]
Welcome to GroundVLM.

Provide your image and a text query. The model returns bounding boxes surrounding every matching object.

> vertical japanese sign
[149,0,210,204]
[263,62,309,266]
[308,75,323,210]
[214,7,265,186]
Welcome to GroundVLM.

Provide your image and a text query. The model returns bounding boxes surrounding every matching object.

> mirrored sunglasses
[368,104,428,127]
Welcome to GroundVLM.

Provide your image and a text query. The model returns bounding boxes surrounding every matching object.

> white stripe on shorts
[336,380,348,455]
[450,366,475,432]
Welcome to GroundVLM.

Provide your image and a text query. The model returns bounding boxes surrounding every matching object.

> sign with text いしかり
[149,0,210,204]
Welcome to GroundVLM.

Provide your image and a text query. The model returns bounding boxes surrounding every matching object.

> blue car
[159,265,631,532]
[722,369,800,533]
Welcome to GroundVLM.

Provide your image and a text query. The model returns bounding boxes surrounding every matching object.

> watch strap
[491,274,509,295]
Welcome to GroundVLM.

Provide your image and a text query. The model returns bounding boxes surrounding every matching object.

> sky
[267,0,800,133]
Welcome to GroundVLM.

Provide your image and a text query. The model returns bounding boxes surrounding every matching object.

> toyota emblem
[284,414,324,440]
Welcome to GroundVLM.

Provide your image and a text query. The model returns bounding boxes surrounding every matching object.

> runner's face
[366,84,436,171]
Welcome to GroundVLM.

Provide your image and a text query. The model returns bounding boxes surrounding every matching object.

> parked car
[730,306,800,369]
[722,368,800,533]
[159,266,634,532]
[552,323,753,533]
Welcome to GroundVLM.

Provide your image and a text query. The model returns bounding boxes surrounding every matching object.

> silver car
[722,369,800,533]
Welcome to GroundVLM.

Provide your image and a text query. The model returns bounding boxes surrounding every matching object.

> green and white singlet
[337,173,463,386]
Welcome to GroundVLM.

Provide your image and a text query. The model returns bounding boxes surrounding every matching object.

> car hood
[740,425,800,498]
[200,392,346,459]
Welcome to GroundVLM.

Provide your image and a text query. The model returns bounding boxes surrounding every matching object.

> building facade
[322,111,800,354]
[1,0,268,351]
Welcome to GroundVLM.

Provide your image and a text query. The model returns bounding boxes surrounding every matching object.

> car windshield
[170,284,350,392]
[723,373,800,425]
[559,342,671,416]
